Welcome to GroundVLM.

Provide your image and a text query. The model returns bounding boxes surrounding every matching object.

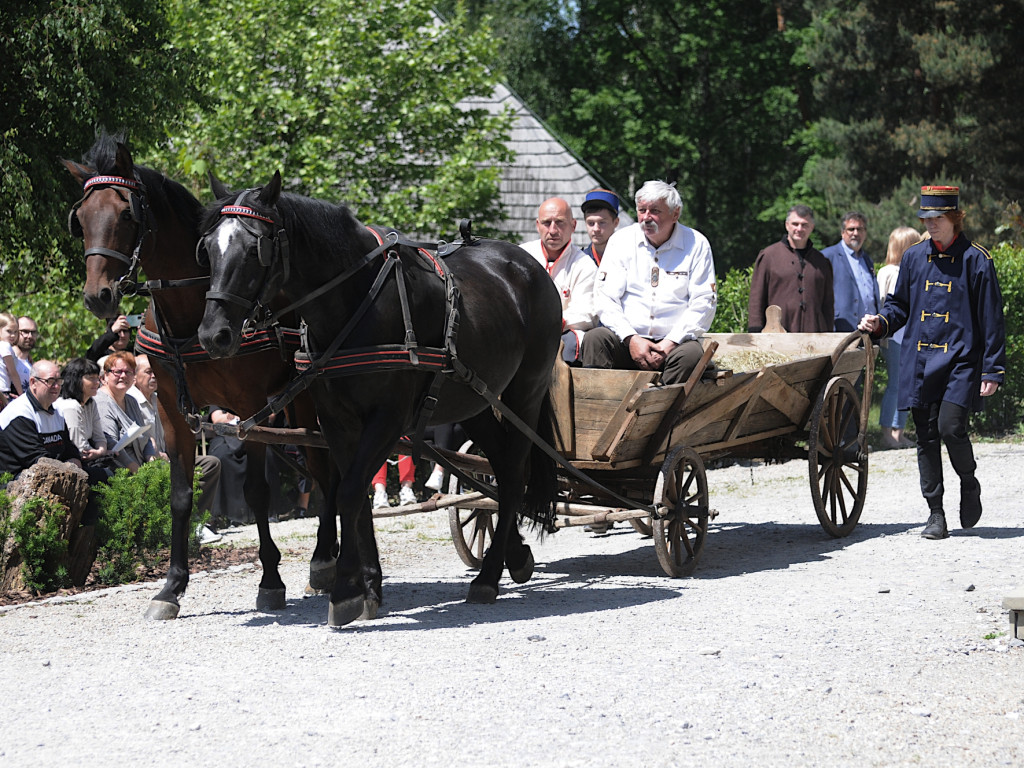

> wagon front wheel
[447,440,496,569]
[808,376,868,537]
[651,446,709,577]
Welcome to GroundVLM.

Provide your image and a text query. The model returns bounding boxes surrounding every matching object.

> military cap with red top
[918,185,959,219]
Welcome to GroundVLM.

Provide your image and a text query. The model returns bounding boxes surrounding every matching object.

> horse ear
[259,171,282,206]
[63,159,94,186]
[114,142,135,177]
[209,172,231,201]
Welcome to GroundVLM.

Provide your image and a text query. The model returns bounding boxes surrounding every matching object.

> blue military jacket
[878,233,1006,411]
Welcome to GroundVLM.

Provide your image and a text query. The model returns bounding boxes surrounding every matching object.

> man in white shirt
[581,180,717,384]
[519,197,598,365]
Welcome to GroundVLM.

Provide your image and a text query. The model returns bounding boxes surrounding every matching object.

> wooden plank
[547,352,575,457]
[702,331,854,363]
[569,368,659,401]
[756,368,811,427]
[640,341,718,465]
[589,371,660,460]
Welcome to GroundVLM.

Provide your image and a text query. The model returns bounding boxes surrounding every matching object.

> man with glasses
[821,212,878,331]
[13,316,39,393]
[582,180,717,385]
[0,360,83,479]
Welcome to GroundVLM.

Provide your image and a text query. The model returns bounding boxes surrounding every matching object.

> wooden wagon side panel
[560,368,660,461]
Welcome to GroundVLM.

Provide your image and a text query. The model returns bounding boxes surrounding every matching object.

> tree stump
[1,458,94,592]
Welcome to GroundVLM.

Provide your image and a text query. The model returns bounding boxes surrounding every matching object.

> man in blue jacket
[859,187,1006,540]
[821,212,878,331]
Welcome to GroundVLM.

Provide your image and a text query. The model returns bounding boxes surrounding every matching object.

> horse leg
[145,432,196,620]
[237,442,288,611]
[303,445,339,596]
[325,419,396,627]
[460,412,530,603]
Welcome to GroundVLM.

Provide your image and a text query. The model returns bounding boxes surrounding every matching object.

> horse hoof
[256,587,286,611]
[144,600,180,621]
[466,583,498,604]
[328,596,364,627]
[308,559,337,592]
[508,548,535,584]
[359,597,380,621]
[303,582,329,598]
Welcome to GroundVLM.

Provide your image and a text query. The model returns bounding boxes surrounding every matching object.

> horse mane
[80,130,203,230]
[200,187,365,262]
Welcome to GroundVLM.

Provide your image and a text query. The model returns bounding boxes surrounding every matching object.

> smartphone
[125,313,144,328]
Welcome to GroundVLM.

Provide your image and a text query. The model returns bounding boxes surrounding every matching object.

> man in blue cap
[859,185,1006,540]
[580,188,620,265]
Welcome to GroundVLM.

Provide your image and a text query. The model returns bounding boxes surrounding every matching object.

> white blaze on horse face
[216,218,248,266]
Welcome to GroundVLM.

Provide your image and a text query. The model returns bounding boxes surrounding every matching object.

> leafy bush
[711,266,752,333]
[92,461,203,585]
[0,476,13,575]
[974,243,1024,433]
[12,497,72,594]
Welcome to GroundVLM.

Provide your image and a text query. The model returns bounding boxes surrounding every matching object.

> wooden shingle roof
[464,83,633,248]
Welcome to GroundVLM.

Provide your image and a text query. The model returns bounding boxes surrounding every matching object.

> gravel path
[2,441,1022,767]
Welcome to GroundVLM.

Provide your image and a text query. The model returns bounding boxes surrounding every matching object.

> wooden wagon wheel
[629,516,653,537]
[807,376,868,537]
[651,445,709,577]
[447,440,496,569]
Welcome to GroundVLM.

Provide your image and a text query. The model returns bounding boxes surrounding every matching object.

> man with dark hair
[580,188,621,265]
[821,212,878,331]
[748,205,833,333]
[13,316,38,392]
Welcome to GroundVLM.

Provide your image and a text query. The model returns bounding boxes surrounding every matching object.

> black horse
[65,139,341,619]
[196,172,562,627]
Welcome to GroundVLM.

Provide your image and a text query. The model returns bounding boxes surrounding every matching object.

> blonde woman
[876,226,921,449]
[0,312,24,406]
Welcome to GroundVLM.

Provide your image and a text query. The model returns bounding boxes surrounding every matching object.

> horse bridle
[199,191,290,336]
[68,174,154,297]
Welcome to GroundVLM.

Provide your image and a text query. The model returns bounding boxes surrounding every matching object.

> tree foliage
[446,0,810,271]
[155,0,513,235]
[0,0,204,299]
[791,0,1024,255]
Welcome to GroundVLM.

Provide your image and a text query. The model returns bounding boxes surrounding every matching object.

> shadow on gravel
[692,520,919,578]
[239,574,684,631]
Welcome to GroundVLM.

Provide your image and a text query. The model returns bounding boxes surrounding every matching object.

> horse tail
[521,391,558,534]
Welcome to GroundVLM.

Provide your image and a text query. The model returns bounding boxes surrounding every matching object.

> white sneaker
[425,465,445,491]
[372,487,390,509]
[399,486,417,507]
[199,525,222,545]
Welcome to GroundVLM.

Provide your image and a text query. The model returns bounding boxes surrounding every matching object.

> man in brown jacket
[747,205,833,333]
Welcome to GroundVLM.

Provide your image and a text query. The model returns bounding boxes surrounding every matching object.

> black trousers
[911,400,976,512]
[580,327,703,385]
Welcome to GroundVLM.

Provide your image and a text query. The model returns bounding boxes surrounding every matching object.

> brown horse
[64,134,343,620]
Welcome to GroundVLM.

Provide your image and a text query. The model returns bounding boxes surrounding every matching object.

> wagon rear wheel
[808,376,868,537]
[447,440,496,569]
[651,446,709,577]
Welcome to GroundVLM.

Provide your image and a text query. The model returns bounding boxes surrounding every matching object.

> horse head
[64,137,154,319]
[197,171,290,358]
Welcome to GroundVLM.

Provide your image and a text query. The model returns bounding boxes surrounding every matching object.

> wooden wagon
[435,328,876,578]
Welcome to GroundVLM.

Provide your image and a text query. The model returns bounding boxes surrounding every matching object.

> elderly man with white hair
[581,180,717,384]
